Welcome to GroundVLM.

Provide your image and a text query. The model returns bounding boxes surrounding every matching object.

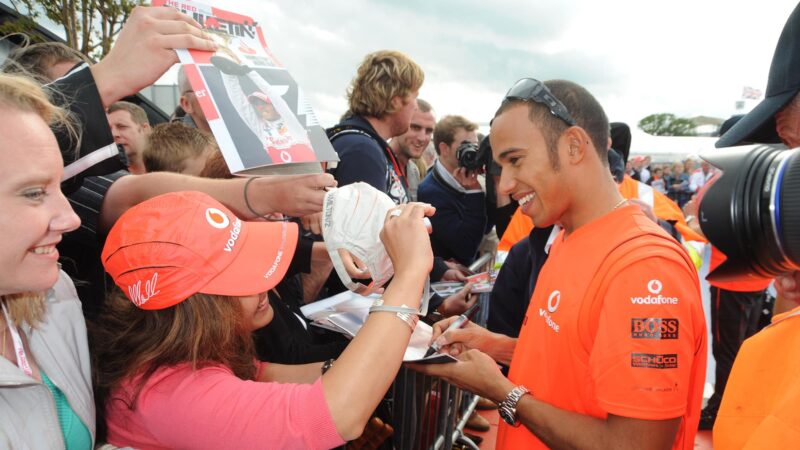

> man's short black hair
[495,79,609,169]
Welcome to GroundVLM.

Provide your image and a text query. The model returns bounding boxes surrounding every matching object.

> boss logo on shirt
[631,353,678,369]
[631,318,679,339]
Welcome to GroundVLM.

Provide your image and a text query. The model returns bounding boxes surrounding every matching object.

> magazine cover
[154,0,339,175]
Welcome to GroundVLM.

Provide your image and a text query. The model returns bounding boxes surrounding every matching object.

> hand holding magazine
[155,0,339,175]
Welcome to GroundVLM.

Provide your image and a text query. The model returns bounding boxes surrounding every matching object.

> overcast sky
[222,0,798,130]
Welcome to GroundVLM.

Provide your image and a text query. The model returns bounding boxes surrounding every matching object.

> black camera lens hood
[700,145,800,281]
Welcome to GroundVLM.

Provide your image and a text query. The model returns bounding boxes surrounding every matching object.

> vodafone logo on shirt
[630,279,678,305]
[538,290,561,333]
[647,279,663,294]
[547,290,561,313]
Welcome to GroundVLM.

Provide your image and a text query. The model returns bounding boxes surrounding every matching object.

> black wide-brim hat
[717,3,800,147]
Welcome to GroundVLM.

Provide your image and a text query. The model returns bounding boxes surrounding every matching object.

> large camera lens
[699,145,800,281]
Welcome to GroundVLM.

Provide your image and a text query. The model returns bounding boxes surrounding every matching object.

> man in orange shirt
[413,79,706,449]
[713,305,800,448]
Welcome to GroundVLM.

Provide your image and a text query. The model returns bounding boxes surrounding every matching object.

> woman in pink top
[92,191,434,449]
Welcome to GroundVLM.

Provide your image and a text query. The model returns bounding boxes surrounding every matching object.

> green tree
[637,113,697,136]
[2,0,142,59]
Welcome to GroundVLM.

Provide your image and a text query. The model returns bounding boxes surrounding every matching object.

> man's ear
[390,95,404,111]
[179,96,192,113]
[438,141,449,156]
[562,127,588,164]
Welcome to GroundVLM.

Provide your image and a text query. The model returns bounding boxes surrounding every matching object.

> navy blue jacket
[417,167,487,265]
[327,116,408,204]
[486,225,553,338]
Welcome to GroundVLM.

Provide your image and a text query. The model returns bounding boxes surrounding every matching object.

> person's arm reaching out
[90,6,217,108]
[101,172,335,232]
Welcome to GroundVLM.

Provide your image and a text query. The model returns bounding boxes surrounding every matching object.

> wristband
[244,177,267,219]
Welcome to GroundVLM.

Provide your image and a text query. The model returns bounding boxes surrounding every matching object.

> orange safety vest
[618,175,706,243]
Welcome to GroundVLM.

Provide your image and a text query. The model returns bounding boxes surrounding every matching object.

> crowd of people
[0,4,798,450]
[626,156,717,207]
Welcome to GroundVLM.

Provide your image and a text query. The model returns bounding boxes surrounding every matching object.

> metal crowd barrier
[387,254,495,450]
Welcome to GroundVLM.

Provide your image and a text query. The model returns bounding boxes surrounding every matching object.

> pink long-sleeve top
[105,362,345,450]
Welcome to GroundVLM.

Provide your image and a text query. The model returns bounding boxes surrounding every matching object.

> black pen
[423,302,480,358]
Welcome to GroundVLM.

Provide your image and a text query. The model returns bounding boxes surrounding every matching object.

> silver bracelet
[369,304,421,315]
[370,300,419,331]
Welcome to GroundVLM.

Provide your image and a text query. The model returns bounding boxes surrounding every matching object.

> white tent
[629,129,719,163]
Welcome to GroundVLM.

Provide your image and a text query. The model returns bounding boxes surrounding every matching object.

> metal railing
[388,280,493,449]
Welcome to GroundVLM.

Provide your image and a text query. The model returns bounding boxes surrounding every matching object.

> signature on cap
[129,273,161,307]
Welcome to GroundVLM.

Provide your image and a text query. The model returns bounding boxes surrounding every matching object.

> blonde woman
[0,74,92,448]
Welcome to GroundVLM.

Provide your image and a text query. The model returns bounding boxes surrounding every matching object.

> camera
[456,136,492,171]
[698,144,800,281]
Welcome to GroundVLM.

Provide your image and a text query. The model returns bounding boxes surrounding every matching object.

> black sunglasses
[502,78,576,126]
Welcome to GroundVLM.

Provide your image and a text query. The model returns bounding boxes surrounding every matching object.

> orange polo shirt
[497,205,707,449]
[713,306,800,449]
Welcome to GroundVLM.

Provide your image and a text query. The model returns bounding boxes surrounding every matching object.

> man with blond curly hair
[326,50,424,204]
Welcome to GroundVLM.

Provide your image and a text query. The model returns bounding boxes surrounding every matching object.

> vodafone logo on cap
[206,208,230,229]
[547,290,561,313]
[647,279,663,294]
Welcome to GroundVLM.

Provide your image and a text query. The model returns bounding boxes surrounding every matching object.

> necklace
[612,198,628,210]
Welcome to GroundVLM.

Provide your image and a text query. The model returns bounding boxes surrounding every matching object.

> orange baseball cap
[102,191,298,310]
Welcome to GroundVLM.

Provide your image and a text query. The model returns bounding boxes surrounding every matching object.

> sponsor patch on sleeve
[630,353,678,369]
[631,318,679,339]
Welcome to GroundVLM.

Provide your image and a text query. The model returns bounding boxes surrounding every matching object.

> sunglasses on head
[502,78,576,126]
